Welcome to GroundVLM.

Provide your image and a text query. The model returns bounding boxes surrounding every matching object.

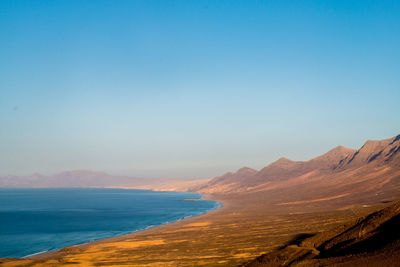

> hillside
[243,200,400,266]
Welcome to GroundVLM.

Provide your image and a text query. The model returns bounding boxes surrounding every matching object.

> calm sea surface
[0,188,220,258]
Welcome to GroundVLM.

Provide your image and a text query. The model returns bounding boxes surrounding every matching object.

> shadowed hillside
[243,200,400,267]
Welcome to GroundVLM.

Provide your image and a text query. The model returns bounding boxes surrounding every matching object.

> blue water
[0,188,220,258]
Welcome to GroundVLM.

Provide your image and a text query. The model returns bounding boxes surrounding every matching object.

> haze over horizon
[1,0,399,178]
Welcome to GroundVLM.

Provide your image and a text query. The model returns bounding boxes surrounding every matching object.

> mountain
[243,200,400,266]
[0,170,153,188]
[335,135,400,169]
[191,134,400,207]
[193,167,257,194]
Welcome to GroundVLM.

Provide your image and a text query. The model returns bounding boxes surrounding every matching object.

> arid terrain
[244,200,400,267]
[1,134,400,266]
[0,196,385,267]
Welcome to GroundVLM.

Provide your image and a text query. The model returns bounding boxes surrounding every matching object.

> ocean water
[0,188,220,258]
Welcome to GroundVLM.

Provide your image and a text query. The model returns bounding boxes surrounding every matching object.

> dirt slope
[243,200,400,267]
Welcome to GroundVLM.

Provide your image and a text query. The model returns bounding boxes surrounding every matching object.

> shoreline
[27,192,229,263]
[1,190,385,266]
[12,189,223,260]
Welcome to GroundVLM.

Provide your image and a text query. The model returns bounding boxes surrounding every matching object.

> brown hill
[243,200,400,266]
[193,167,258,194]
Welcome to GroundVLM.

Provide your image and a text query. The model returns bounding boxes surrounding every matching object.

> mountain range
[190,134,400,208]
[0,170,152,188]
[2,134,400,209]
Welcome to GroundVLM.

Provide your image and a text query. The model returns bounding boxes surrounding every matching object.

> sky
[1,0,399,178]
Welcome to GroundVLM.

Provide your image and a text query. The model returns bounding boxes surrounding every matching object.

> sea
[0,188,221,258]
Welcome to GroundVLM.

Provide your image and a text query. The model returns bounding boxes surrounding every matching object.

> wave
[22,250,49,258]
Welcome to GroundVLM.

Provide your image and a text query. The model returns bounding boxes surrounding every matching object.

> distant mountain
[191,134,400,206]
[0,170,153,188]
[134,177,212,192]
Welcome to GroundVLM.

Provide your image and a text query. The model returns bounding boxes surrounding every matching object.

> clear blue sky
[1,0,399,178]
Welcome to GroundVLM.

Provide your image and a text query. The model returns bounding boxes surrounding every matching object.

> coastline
[1,189,223,261]
[1,191,382,266]
[26,192,228,263]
